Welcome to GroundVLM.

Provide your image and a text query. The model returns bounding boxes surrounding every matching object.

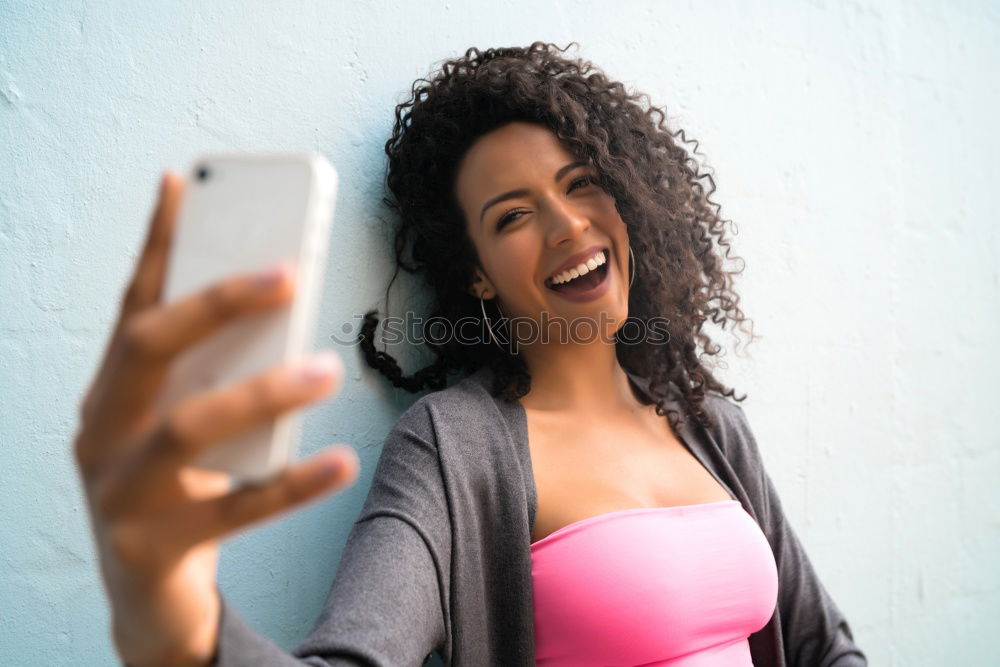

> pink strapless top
[530,499,778,666]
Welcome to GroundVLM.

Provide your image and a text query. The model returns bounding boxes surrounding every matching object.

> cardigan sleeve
[210,399,450,667]
[726,403,867,667]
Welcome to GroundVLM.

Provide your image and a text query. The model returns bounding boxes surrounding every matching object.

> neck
[515,339,642,414]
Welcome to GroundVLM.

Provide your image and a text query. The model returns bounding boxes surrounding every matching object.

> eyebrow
[479,160,590,225]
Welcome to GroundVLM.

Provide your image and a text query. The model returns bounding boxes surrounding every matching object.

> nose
[543,196,590,248]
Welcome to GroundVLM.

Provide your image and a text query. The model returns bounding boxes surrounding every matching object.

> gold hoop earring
[480,294,517,355]
[628,246,636,288]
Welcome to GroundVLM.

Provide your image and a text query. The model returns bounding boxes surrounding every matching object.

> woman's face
[455,121,631,346]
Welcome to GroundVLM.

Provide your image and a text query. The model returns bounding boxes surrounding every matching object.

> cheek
[590,195,626,228]
[590,200,628,240]
[502,242,538,283]
[592,204,630,271]
[489,238,545,301]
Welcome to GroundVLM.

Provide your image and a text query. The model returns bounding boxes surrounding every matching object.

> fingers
[92,263,297,437]
[121,260,296,365]
[170,446,360,550]
[150,349,343,468]
[97,351,344,517]
[77,172,185,449]
[120,172,185,323]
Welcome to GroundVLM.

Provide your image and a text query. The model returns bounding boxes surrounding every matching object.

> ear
[467,266,496,300]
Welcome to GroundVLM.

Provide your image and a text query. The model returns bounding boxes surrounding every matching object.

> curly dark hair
[357,41,757,431]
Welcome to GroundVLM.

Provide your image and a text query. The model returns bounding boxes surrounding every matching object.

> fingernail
[254,262,290,288]
[295,350,342,384]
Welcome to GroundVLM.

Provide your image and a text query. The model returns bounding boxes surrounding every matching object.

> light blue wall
[2,1,998,665]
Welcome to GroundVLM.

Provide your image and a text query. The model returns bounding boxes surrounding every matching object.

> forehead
[455,121,581,198]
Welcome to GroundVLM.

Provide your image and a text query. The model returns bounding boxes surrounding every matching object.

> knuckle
[121,283,145,314]
[246,375,285,413]
[212,492,254,531]
[280,467,314,506]
[71,427,88,460]
[96,482,120,518]
[107,522,146,566]
[203,280,244,322]
[78,391,105,433]
[154,410,199,459]
[283,477,312,506]
[78,393,94,425]
[274,474,310,513]
[216,475,295,531]
[119,315,158,360]
[72,434,96,477]
[92,467,131,518]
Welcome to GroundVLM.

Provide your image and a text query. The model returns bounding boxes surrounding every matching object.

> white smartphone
[153,151,338,485]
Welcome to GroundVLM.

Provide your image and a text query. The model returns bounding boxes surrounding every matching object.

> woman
[75,43,867,666]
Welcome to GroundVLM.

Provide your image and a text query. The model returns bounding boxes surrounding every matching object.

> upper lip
[544,245,608,285]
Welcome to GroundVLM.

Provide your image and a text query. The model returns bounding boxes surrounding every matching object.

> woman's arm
[210,403,451,667]
[725,403,867,667]
[212,517,444,665]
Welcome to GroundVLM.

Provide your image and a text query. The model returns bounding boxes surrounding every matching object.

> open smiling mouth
[544,249,611,296]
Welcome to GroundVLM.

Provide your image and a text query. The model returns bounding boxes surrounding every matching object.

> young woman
[75,43,867,666]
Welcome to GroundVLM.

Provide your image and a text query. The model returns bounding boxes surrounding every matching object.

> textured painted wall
[2,1,998,665]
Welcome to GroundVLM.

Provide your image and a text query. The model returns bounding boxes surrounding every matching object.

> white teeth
[549,250,607,286]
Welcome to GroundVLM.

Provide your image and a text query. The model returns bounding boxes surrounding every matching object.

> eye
[495,176,598,231]
[497,209,527,230]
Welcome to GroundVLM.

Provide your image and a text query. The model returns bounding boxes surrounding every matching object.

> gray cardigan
[211,365,867,666]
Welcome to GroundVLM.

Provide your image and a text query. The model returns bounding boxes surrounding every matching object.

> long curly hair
[358,41,757,431]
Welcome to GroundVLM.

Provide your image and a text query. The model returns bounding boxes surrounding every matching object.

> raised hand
[73,171,359,667]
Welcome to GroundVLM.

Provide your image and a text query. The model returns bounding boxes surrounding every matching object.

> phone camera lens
[196,166,210,182]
